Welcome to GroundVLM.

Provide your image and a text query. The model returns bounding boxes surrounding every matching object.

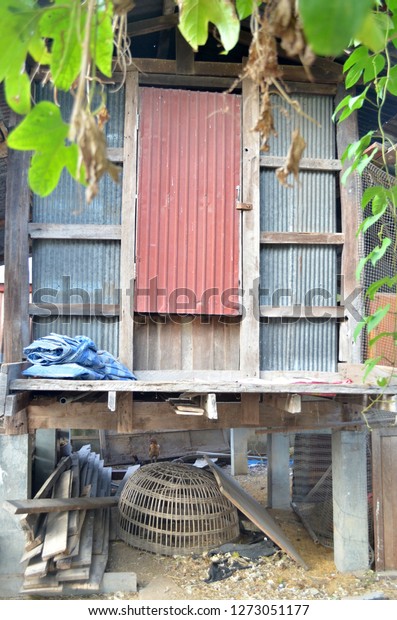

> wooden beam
[240,75,260,377]
[336,84,363,364]
[28,303,120,317]
[260,155,342,171]
[175,28,195,75]
[107,147,124,162]
[3,113,31,363]
[119,70,138,369]
[3,496,118,515]
[13,372,397,395]
[260,232,345,245]
[28,223,122,240]
[260,305,345,319]
[131,58,242,77]
[138,73,237,89]
[265,394,301,414]
[240,393,260,425]
[127,14,178,37]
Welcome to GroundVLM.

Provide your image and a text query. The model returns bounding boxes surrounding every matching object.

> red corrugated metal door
[135,88,241,315]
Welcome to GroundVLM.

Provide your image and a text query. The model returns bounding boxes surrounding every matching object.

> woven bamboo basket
[118,462,240,555]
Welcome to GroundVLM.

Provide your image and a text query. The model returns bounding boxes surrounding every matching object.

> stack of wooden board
[17,445,115,595]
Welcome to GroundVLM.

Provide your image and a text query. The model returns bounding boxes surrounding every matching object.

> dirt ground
[101,464,397,601]
[8,462,397,601]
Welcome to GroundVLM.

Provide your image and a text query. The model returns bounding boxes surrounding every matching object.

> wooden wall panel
[372,428,397,571]
[133,315,240,370]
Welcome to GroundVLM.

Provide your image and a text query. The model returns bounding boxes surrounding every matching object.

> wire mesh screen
[361,163,397,365]
[291,432,373,551]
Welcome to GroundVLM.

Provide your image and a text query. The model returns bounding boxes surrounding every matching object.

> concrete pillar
[230,428,249,475]
[267,432,291,509]
[332,430,369,572]
[0,433,32,595]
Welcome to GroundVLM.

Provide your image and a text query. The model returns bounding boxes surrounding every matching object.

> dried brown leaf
[276,129,306,187]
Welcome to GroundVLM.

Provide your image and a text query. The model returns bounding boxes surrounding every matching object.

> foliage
[332,0,397,382]
[1,0,397,385]
[0,0,123,200]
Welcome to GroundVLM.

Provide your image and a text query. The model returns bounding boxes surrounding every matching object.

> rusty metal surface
[136,87,241,315]
[205,456,308,569]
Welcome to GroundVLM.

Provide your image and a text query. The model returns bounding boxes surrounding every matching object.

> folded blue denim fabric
[23,333,136,380]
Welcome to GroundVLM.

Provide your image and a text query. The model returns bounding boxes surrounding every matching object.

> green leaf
[363,53,385,83]
[370,236,392,267]
[90,2,114,78]
[357,210,385,235]
[356,11,392,52]
[361,184,384,209]
[366,304,391,334]
[236,0,258,20]
[7,101,80,196]
[299,0,374,56]
[176,0,240,52]
[366,275,397,300]
[39,4,83,91]
[385,64,397,96]
[0,0,42,112]
[5,71,31,115]
[369,330,395,347]
[363,356,383,380]
[353,319,367,341]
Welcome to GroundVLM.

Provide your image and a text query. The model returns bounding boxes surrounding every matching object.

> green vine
[333,0,397,392]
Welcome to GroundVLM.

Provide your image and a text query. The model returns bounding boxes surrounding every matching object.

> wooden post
[3,113,31,363]
[175,29,195,75]
[240,74,260,377]
[119,71,139,370]
[336,84,363,364]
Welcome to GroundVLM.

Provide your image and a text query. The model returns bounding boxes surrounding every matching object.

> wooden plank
[138,73,236,89]
[33,456,72,500]
[107,147,124,162]
[240,393,260,425]
[240,74,260,377]
[41,469,73,560]
[28,302,119,317]
[56,567,90,582]
[4,391,30,417]
[260,232,344,245]
[260,155,342,171]
[4,496,119,515]
[119,70,138,369]
[127,14,178,37]
[15,374,397,395]
[24,556,49,580]
[205,457,308,569]
[70,511,95,568]
[0,362,28,420]
[260,305,345,319]
[28,223,121,240]
[117,392,134,433]
[128,58,340,82]
[372,429,385,571]
[176,28,194,75]
[3,113,31,364]
[336,84,363,364]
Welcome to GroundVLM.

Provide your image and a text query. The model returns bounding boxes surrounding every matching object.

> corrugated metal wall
[260,95,338,372]
[135,88,241,315]
[31,85,125,355]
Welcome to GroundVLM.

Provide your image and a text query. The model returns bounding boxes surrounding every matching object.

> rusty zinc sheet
[205,456,308,569]
[136,88,241,315]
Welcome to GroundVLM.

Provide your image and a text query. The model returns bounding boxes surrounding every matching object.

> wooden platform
[8,365,397,396]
